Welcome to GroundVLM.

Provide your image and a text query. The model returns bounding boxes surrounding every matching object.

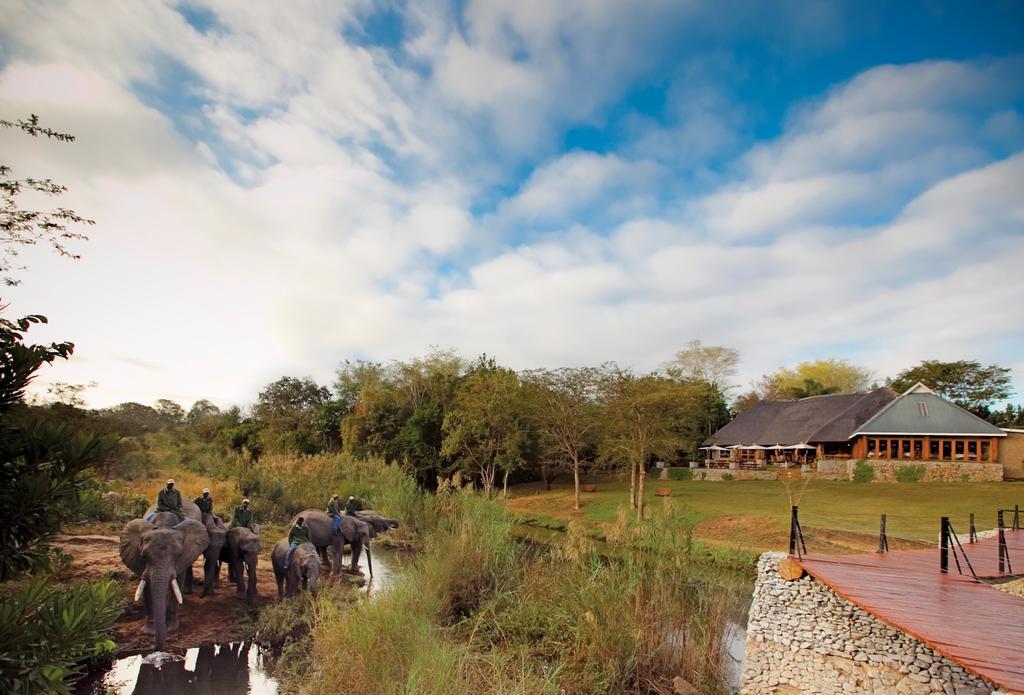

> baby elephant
[271,540,320,599]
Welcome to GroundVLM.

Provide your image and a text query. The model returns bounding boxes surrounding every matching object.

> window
[902,440,911,458]
[942,440,952,460]
[891,439,899,459]
[955,441,964,460]
[981,441,990,461]
[967,441,977,460]
[918,401,929,417]
[913,440,922,459]
[929,440,939,459]
[867,438,876,458]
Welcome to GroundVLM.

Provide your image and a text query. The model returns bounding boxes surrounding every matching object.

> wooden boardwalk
[798,529,1024,694]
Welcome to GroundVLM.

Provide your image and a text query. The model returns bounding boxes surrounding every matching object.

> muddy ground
[55,533,368,655]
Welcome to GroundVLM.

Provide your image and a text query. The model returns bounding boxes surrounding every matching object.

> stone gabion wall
[814,459,1003,483]
[693,469,779,481]
[741,552,993,695]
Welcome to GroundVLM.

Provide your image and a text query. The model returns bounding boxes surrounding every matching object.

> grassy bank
[506,477,1024,552]
[290,478,751,694]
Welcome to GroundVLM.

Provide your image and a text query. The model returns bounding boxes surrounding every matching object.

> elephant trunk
[150,568,173,651]
[246,556,258,602]
[365,544,373,578]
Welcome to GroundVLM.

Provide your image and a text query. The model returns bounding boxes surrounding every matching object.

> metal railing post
[998,510,1008,575]
[969,513,976,543]
[1015,505,1020,531]
[789,506,798,556]
[878,514,888,553]
[940,516,949,573]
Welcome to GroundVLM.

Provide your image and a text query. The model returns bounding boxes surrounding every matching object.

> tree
[154,398,185,427]
[988,404,1024,429]
[97,402,164,436]
[186,399,221,426]
[522,366,601,510]
[442,357,533,498]
[598,367,690,521]
[255,376,330,454]
[888,360,1013,417]
[667,340,739,391]
[748,359,873,403]
[1,115,93,286]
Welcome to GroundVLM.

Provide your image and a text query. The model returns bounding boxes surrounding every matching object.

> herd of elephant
[118,499,399,651]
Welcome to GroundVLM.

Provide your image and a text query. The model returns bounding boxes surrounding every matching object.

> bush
[852,460,875,483]
[0,580,123,694]
[896,464,926,483]
[665,467,692,481]
[720,472,734,481]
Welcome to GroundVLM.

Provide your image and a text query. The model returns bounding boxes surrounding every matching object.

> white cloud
[0,2,1021,409]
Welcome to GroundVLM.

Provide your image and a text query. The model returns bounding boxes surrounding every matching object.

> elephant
[271,540,321,598]
[225,525,260,602]
[144,500,203,595]
[197,514,227,597]
[119,514,209,650]
[293,509,398,577]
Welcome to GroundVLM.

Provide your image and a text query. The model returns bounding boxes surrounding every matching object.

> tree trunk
[637,461,646,521]
[573,458,581,511]
[502,468,509,499]
[629,459,637,509]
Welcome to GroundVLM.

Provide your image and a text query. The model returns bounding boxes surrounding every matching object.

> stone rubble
[740,552,996,695]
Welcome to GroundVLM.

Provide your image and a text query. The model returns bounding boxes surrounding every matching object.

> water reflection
[79,643,278,695]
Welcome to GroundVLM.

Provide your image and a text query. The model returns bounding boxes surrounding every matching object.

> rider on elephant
[284,516,311,569]
[326,494,343,530]
[150,479,184,522]
[345,495,364,515]
[194,488,213,517]
[231,498,254,531]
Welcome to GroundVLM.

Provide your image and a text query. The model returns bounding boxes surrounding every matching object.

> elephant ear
[119,519,154,577]
[174,518,210,575]
[352,517,376,540]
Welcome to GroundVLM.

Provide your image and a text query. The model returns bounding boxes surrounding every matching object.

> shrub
[896,464,926,483]
[0,580,123,694]
[852,460,875,483]
[665,467,692,481]
[720,472,734,481]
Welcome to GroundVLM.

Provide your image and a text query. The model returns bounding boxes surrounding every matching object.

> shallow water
[77,546,406,694]
[721,619,747,692]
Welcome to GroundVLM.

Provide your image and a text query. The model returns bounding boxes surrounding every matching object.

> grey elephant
[270,540,321,598]
[119,512,209,650]
[197,514,227,597]
[144,500,202,594]
[293,509,398,577]
[225,525,260,602]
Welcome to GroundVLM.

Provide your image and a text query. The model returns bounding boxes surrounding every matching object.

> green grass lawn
[507,476,1024,553]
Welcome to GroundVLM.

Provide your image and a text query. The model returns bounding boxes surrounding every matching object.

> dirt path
[56,534,278,654]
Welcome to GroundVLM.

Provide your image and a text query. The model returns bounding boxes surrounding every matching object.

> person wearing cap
[231,498,255,531]
[325,493,343,530]
[154,479,184,521]
[284,516,310,569]
[344,495,363,515]
[194,488,213,517]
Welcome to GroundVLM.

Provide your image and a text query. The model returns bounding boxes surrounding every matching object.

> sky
[0,0,1022,410]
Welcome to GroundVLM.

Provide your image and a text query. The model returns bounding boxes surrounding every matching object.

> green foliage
[666,467,693,480]
[888,359,1013,417]
[852,459,875,483]
[297,491,747,694]
[441,357,535,497]
[720,472,734,481]
[1,115,93,286]
[896,464,926,483]
[0,580,123,694]
[748,358,874,402]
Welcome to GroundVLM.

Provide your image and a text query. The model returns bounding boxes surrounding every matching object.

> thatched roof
[706,388,895,446]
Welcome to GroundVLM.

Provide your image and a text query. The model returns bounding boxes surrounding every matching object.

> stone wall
[692,469,779,481]
[815,459,1003,483]
[741,552,993,695]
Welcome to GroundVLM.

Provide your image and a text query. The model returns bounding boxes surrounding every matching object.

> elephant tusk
[171,578,184,605]
[134,579,146,602]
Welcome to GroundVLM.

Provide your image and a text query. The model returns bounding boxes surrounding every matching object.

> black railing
[789,506,807,558]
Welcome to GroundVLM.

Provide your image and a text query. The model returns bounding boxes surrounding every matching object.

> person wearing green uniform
[193,488,213,517]
[231,498,254,531]
[345,495,363,515]
[326,493,343,530]
[284,516,311,569]
[151,479,184,521]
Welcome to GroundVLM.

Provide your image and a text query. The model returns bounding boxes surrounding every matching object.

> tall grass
[296,483,748,694]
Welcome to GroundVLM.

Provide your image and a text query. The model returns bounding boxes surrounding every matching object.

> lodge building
[702,382,1005,470]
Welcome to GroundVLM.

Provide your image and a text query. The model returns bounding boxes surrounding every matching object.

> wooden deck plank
[798,529,1024,694]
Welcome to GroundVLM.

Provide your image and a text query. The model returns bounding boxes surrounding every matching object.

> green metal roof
[852,383,1005,437]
